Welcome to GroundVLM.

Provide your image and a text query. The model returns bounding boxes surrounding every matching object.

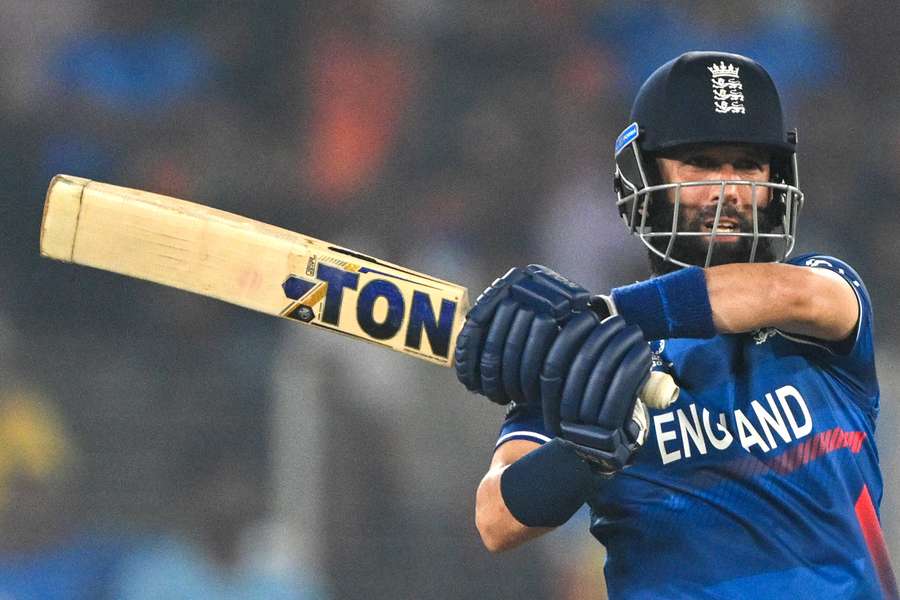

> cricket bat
[39,175,678,409]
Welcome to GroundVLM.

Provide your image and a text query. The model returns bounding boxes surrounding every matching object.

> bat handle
[640,371,679,410]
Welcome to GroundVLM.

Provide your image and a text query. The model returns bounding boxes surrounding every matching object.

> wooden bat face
[40,174,678,408]
[40,175,469,366]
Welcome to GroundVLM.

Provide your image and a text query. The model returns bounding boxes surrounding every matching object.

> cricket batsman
[455,51,898,598]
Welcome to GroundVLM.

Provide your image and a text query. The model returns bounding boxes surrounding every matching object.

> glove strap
[610,267,716,340]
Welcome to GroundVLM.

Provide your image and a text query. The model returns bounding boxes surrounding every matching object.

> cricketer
[456,51,898,599]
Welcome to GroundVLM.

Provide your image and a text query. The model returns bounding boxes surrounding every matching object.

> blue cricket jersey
[497,254,898,599]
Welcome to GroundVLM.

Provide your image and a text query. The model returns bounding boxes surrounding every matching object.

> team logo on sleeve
[650,340,674,370]
[707,62,745,114]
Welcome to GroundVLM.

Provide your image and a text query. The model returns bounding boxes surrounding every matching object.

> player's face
[651,145,774,267]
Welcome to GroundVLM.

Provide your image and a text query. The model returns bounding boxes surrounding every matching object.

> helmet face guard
[612,52,804,269]
[614,124,804,269]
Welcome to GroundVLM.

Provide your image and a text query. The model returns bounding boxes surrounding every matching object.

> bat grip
[640,371,679,410]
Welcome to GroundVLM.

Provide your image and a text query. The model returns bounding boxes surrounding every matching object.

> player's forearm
[476,438,598,551]
[705,263,858,340]
[475,465,552,552]
[611,263,859,342]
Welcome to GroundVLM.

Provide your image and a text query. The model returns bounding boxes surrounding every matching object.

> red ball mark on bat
[237,270,262,292]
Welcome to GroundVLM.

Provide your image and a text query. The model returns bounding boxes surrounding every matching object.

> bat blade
[40,174,469,366]
[40,174,678,408]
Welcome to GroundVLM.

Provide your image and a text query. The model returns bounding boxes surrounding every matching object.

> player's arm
[475,440,553,552]
[475,431,608,554]
[704,262,859,341]
[609,262,860,346]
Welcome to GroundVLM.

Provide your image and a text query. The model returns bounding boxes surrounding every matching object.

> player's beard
[647,194,777,276]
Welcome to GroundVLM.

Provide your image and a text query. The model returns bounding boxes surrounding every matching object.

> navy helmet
[613,51,804,269]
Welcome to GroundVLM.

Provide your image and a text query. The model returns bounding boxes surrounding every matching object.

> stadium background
[0,1,897,598]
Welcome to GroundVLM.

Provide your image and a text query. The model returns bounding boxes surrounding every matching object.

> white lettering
[752,393,792,449]
[703,408,733,450]
[735,409,770,452]
[678,404,708,458]
[776,385,812,439]
[654,412,681,465]
[653,384,815,465]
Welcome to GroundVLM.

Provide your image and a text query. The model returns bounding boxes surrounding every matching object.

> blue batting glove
[541,314,652,475]
[454,265,592,405]
[454,268,526,404]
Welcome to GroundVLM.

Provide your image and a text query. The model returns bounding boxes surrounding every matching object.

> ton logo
[283,263,457,358]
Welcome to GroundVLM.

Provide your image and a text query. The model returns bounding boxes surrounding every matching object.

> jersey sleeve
[495,401,552,450]
[782,253,878,402]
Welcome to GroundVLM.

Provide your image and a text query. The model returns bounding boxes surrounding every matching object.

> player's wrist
[610,267,716,340]
[499,438,597,528]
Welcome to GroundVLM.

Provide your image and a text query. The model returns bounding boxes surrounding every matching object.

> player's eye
[735,159,764,171]
[683,156,716,169]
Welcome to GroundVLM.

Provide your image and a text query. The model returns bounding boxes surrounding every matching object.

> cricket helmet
[613,51,804,268]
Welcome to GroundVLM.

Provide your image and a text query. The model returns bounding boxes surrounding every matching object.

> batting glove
[541,314,652,475]
[454,265,593,405]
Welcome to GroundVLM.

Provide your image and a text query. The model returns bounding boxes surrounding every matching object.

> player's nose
[707,164,742,206]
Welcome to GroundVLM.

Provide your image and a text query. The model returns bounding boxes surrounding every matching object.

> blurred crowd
[0,1,897,598]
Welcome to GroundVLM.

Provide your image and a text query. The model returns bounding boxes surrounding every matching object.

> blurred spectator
[112,438,325,600]
[49,12,211,116]
[0,386,132,599]
[589,3,841,104]
[0,1,93,115]
[300,3,417,206]
[40,4,213,183]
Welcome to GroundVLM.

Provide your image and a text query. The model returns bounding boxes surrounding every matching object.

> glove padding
[454,265,592,405]
[541,314,651,475]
